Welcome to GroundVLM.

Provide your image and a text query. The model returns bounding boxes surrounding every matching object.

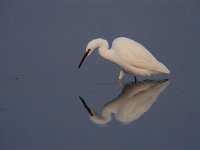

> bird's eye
[87,49,91,52]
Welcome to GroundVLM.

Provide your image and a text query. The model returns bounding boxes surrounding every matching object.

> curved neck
[97,38,109,49]
[96,39,109,58]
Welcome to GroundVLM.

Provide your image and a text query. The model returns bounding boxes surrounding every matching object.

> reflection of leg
[134,76,137,83]
[118,70,125,80]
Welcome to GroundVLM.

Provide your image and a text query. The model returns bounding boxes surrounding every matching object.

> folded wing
[112,37,169,73]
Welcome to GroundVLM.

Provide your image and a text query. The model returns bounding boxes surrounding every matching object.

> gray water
[0,1,200,150]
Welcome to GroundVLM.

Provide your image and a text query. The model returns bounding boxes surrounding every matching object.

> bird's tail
[159,62,170,74]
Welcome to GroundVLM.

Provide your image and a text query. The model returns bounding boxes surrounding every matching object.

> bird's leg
[119,79,125,91]
[134,76,137,83]
[118,70,125,80]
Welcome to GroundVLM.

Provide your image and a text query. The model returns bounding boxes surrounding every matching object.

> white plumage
[78,37,170,80]
[80,79,170,125]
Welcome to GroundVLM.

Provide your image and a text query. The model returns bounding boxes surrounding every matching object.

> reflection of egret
[78,37,170,81]
[80,79,170,125]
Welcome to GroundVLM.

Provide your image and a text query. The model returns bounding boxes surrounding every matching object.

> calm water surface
[0,1,200,150]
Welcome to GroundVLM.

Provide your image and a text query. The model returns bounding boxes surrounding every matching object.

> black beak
[79,96,93,116]
[78,50,90,69]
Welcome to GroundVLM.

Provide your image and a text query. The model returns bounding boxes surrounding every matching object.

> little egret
[79,79,170,125]
[78,37,170,81]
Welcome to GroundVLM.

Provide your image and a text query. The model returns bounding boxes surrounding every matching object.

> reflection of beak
[78,50,90,69]
[79,96,94,116]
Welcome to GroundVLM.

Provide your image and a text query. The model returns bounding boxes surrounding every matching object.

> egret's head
[78,39,104,69]
[86,39,99,53]
[79,96,111,125]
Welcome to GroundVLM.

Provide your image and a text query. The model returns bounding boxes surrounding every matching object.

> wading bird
[79,79,170,125]
[78,37,170,81]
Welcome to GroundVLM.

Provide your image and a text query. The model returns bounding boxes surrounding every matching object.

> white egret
[79,79,170,125]
[78,37,170,81]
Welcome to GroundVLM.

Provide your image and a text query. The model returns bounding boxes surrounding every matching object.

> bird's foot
[134,76,137,83]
